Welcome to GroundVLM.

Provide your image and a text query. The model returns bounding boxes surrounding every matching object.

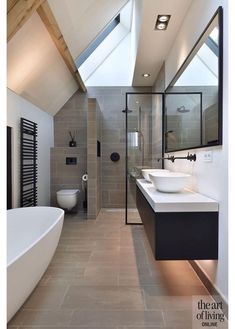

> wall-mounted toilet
[56,189,80,210]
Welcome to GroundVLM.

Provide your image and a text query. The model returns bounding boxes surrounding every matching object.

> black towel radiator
[20,118,38,207]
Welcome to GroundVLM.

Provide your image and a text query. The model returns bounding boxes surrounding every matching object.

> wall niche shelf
[136,179,218,260]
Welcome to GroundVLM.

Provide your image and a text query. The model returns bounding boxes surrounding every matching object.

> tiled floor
[8,209,221,329]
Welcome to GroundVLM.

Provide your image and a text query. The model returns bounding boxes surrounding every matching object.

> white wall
[7,89,54,208]
[164,0,228,301]
[7,13,78,116]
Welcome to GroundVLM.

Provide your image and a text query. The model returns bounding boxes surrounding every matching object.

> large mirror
[165,7,223,152]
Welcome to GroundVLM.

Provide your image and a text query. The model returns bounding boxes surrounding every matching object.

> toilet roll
[82,174,88,191]
[82,174,88,181]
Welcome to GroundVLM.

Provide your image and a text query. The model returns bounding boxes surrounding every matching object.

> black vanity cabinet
[136,184,218,260]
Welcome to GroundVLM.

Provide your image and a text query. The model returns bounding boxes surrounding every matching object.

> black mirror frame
[164,6,223,153]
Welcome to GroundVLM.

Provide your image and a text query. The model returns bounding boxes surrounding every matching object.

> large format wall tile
[51,87,152,210]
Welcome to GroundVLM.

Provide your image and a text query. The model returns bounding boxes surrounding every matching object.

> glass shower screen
[125,93,164,224]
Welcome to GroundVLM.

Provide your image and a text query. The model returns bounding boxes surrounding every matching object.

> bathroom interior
[6,0,229,328]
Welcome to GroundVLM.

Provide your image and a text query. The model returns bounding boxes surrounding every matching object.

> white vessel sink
[149,172,191,193]
[141,169,169,182]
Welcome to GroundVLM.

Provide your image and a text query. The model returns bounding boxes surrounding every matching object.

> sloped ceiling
[7,0,194,115]
[7,12,78,116]
[7,0,129,115]
[132,0,193,86]
[47,0,130,60]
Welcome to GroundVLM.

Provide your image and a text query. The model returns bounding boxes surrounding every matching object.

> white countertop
[136,179,219,213]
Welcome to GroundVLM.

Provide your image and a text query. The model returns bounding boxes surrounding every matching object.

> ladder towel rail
[20,118,38,207]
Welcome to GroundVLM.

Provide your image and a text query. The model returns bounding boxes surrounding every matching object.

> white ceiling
[47,0,129,60]
[132,0,193,86]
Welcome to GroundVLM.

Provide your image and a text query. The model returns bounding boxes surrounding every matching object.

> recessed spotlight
[156,23,167,30]
[155,14,171,30]
[158,15,170,22]
[142,73,150,78]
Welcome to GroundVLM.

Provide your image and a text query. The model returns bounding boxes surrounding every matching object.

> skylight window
[75,14,120,68]
[76,0,133,85]
[210,27,219,45]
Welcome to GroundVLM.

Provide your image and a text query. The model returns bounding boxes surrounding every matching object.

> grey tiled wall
[50,147,87,209]
[87,99,101,218]
[51,87,152,211]
[50,92,87,211]
[87,87,151,208]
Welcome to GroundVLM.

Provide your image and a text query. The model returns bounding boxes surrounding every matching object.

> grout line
[58,284,70,309]
[140,287,148,311]
[161,309,167,327]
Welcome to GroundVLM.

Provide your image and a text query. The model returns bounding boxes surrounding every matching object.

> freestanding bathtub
[7,206,64,322]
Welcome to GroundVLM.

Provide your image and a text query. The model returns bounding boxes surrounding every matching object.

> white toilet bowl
[56,189,80,210]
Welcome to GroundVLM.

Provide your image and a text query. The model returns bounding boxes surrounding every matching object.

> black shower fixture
[177,105,190,113]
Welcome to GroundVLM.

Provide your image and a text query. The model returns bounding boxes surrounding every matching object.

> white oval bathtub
[7,206,64,322]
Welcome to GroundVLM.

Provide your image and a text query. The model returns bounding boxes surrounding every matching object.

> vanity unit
[136,179,218,260]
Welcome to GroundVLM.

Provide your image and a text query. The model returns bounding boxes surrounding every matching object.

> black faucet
[157,152,196,163]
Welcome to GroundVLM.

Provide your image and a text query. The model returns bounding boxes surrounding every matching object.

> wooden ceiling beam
[7,0,19,13]
[7,0,46,41]
[37,1,86,92]
[7,0,86,92]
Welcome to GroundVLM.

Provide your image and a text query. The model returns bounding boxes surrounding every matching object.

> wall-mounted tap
[157,152,196,163]
[157,155,174,162]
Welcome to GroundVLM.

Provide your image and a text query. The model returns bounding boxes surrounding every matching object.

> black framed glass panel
[124,93,164,225]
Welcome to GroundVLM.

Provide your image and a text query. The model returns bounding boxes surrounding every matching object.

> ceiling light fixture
[156,23,167,30]
[158,15,170,22]
[155,14,171,30]
[142,73,150,78]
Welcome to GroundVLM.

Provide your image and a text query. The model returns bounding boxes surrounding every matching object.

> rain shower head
[177,105,190,113]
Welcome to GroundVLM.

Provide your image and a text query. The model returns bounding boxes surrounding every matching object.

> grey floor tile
[117,327,190,329]
[84,265,119,277]
[70,310,164,327]
[45,265,85,277]
[18,327,117,329]
[143,293,193,310]
[61,286,145,310]
[9,310,73,327]
[52,251,91,262]
[162,309,192,327]
[8,210,215,328]
[22,285,68,310]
